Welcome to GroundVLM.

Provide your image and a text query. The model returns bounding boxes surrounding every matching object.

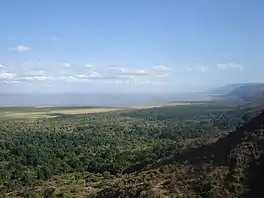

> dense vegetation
[1,100,264,197]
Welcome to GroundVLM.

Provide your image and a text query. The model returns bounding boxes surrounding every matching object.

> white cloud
[183,66,207,73]
[84,64,94,69]
[198,66,210,73]
[185,68,194,72]
[71,72,101,80]
[0,68,55,83]
[0,61,171,85]
[20,76,53,81]
[15,69,53,81]
[105,65,170,85]
[59,72,102,82]
[0,72,17,80]
[182,63,242,73]
[27,70,47,76]
[115,80,124,84]
[108,66,126,73]
[44,84,54,87]
[75,74,87,78]
[107,65,169,77]
[33,76,51,81]
[59,75,86,82]
[1,80,20,84]
[88,71,101,78]
[217,63,243,70]
[130,69,147,75]
[61,62,72,68]
[147,65,169,75]
[140,80,166,85]
[152,65,168,71]
[114,78,166,85]
[49,35,61,41]
[217,64,227,70]
[8,45,32,52]
[0,64,5,68]
[233,64,243,70]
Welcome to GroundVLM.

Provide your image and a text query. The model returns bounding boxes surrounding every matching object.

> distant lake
[0,93,209,107]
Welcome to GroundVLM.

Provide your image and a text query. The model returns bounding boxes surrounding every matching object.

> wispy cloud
[18,69,53,82]
[61,62,72,68]
[184,66,210,73]
[0,68,55,84]
[58,76,80,82]
[122,69,148,76]
[75,74,87,79]
[72,71,102,81]
[8,45,32,52]
[184,63,243,73]
[1,80,20,84]
[152,65,169,71]
[1,60,245,87]
[217,63,243,70]
[49,35,61,41]
[26,70,47,76]
[84,64,94,69]
[108,66,125,73]
[198,66,210,73]
[185,68,194,72]
[88,71,101,78]
[0,61,171,86]
[141,80,166,85]
[19,76,53,81]
[0,71,17,81]
[107,65,169,77]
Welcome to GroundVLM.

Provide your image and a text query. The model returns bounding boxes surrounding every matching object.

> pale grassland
[0,101,194,119]
[48,107,123,114]
[0,107,123,119]
[130,101,194,109]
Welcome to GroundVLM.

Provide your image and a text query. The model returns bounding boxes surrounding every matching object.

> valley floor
[1,99,264,197]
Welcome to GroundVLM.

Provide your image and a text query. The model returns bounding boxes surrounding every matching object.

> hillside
[1,102,264,197]
[88,110,264,198]
[209,83,247,95]
[174,110,264,197]
[225,83,264,100]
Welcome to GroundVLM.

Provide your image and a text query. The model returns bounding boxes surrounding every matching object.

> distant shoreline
[0,101,200,119]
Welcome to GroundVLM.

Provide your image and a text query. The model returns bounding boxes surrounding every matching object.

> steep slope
[168,110,264,197]
[225,111,264,197]
[225,83,264,100]
[176,110,264,163]
[5,109,264,198]
[209,83,246,95]
[90,111,264,198]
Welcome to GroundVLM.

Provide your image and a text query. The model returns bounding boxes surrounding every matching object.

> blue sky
[0,0,263,93]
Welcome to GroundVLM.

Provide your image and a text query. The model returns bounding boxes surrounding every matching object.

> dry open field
[0,101,196,119]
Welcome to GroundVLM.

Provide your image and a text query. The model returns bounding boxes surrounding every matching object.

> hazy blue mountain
[208,83,247,95]
[225,83,264,100]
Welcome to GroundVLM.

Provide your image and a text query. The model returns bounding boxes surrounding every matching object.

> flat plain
[0,101,196,119]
